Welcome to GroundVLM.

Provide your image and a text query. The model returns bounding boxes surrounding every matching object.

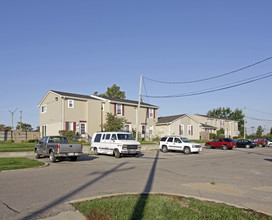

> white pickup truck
[159,136,202,154]
[34,136,83,162]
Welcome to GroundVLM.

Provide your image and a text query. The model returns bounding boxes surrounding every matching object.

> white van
[91,132,141,158]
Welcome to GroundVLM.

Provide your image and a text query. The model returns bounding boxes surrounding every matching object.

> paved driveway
[0,148,272,219]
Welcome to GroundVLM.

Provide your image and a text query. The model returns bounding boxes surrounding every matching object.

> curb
[0,161,49,173]
[69,192,272,217]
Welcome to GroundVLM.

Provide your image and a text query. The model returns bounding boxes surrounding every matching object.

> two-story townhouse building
[38,90,159,140]
[155,114,202,140]
[191,114,239,138]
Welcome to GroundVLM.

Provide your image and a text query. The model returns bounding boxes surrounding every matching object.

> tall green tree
[102,113,127,131]
[207,107,244,136]
[270,127,272,135]
[100,84,126,99]
[16,122,33,131]
[256,126,264,137]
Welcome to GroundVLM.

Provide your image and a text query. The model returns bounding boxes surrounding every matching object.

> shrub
[59,130,75,140]
[5,139,14,143]
[209,133,216,140]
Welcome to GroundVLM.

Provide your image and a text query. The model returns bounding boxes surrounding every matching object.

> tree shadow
[21,162,134,220]
[234,148,272,158]
[130,150,159,220]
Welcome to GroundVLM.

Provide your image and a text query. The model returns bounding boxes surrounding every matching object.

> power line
[142,71,272,98]
[142,77,150,104]
[247,116,272,122]
[247,107,272,115]
[144,56,272,84]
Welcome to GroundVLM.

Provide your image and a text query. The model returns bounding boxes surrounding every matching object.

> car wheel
[258,144,262,147]
[245,144,250,149]
[70,156,77,161]
[206,144,211,149]
[34,150,40,159]
[162,145,168,153]
[114,149,121,158]
[49,151,56,163]
[222,145,228,150]
[94,147,99,155]
[184,147,191,155]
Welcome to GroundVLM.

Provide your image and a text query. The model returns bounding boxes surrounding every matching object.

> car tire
[206,144,211,149]
[258,144,262,147]
[70,156,77,161]
[34,150,40,159]
[162,145,168,153]
[245,144,250,149]
[184,147,191,155]
[94,147,99,155]
[114,149,121,158]
[222,145,228,150]
[49,151,56,163]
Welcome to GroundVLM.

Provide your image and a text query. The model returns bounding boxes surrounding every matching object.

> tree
[270,127,272,135]
[100,84,126,99]
[0,124,12,131]
[207,107,244,136]
[102,113,127,131]
[16,122,33,131]
[216,128,225,138]
[256,126,264,137]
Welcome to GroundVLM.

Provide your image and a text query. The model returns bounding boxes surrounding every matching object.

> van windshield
[117,133,135,140]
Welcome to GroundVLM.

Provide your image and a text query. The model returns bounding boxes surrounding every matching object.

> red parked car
[205,138,237,150]
[251,138,266,147]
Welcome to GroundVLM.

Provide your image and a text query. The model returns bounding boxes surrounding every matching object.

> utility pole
[20,111,22,130]
[136,74,142,141]
[244,106,246,139]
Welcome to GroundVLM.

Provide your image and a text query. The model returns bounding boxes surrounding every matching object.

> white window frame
[116,104,122,116]
[180,124,184,135]
[188,125,192,135]
[68,99,74,108]
[80,122,86,135]
[41,104,47,113]
[67,122,74,131]
[149,108,154,118]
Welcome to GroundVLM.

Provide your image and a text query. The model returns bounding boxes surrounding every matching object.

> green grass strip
[0,157,45,171]
[73,194,271,220]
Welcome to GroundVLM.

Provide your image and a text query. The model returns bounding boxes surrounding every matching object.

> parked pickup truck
[34,136,83,162]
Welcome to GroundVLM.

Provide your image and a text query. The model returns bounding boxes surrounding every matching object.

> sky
[1,0,272,134]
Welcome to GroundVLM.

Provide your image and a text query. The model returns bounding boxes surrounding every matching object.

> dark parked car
[205,138,237,150]
[236,139,256,148]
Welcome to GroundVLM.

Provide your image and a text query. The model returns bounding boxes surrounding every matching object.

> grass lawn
[0,142,35,152]
[0,157,45,171]
[73,194,271,220]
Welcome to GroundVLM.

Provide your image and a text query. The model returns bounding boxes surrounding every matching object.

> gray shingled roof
[158,114,186,124]
[200,123,217,129]
[51,90,97,100]
[51,90,158,108]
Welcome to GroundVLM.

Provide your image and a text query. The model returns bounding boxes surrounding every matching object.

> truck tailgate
[59,143,82,153]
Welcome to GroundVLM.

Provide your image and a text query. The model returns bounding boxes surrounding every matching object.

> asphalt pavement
[0,147,272,220]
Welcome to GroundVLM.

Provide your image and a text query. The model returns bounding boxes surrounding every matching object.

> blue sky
[1,0,272,134]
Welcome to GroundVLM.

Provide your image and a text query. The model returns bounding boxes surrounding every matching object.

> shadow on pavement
[130,150,159,220]
[21,162,134,220]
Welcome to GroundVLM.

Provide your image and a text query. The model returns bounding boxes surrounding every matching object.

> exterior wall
[87,100,102,137]
[191,114,239,138]
[155,116,201,140]
[40,92,62,134]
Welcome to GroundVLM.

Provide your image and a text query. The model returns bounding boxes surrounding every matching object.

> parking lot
[1,147,272,219]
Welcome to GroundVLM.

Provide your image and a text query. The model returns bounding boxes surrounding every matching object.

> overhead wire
[142,71,272,98]
[247,107,272,115]
[143,56,272,84]
[247,116,272,122]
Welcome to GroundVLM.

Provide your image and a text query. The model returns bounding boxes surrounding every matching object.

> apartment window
[68,99,74,108]
[179,124,184,135]
[115,104,124,116]
[148,108,155,118]
[41,105,47,113]
[42,125,46,137]
[188,125,193,135]
[220,120,224,127]
[66,122,76,131]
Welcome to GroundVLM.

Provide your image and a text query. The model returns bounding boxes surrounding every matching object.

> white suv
[159,136,202,154]
[91,132,141,158]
